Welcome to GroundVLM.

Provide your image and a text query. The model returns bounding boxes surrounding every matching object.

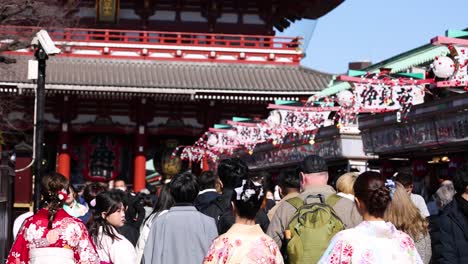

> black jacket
[194,190,221,212]
[432,196,468,264]
[200,189,270,234]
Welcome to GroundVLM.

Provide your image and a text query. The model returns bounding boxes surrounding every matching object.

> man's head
[217,158,248,190]
[435,183,456,209]
[169,172,199,203]
[277,169,300,197]
[393,173,413,194]
[114,179,127,192]
[297,155,328,189]
[198,171,217,191]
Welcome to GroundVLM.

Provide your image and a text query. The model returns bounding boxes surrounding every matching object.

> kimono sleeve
[109,239,136,264]
[6,218,32,264]
[142,218,161,264]
[203,237,223,264]
[318,233,353,264]
[74,221,100,264]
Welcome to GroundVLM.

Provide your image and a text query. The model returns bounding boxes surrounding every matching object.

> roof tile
[0,56,332,93]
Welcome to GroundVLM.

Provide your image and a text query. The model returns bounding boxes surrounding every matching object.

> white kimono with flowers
[319,221,423,264]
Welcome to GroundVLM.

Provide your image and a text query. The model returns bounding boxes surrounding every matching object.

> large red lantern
[83,135,121,182]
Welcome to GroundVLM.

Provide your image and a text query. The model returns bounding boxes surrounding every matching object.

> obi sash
[30,247,75,264]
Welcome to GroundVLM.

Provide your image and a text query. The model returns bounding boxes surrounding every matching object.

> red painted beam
[267,104,395,113]
[431,36,468,46]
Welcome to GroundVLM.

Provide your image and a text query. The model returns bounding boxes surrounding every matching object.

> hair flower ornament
[57,190,68,201]
[385,179,396,199]
[90,198,97,207]
[234,180,264,202]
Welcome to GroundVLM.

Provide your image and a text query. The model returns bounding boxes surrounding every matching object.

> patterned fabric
[204,224,284,264]
[6,208,100,264]
[319,221,423,264]
[63,200,89,218]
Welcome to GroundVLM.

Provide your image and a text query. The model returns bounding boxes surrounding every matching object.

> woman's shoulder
[332,227,358,241]
[106,231,135,252]
[258,233,278,246]
[116,235,135,250]
[394,229,417,248]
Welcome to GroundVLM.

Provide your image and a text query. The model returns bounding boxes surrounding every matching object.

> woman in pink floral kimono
[319,172,422,264]
[204,179,284,264]
[7,173,100,264]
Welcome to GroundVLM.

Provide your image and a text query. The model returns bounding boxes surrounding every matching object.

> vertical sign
[97,0,119,23]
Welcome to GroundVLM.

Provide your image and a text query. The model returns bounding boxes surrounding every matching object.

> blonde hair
[384,182,429,240]
[336,172,359,195]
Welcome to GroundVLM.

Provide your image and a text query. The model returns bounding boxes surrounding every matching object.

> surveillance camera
[32,30,61,55]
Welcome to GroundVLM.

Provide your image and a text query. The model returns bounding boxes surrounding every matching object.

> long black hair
[144,184,175,224]
[87,190,124,248]
[41,172,69,229]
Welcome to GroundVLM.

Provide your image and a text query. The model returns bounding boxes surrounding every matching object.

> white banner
[353,83,425,110]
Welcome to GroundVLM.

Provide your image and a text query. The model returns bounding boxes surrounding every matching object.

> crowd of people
[6,155,468,264]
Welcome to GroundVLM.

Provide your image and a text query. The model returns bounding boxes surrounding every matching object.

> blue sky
[277,0,468,74]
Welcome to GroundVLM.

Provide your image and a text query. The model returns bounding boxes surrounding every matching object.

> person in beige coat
[266,155,362,249]
[267,169,300,220]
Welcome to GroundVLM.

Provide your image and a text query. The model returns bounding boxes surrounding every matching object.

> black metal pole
[33,47,48,212]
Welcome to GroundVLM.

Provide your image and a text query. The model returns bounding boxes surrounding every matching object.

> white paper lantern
[432,56,455,78]
[207,134,218,146]
[336,90,354,107]
[267,110,282,127]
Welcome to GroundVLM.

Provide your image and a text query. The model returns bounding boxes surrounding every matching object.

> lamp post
[30,30,60,212]
[33,45,47,212]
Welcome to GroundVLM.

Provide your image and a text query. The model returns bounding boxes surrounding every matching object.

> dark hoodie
[194,189,221,212]
[199,189,270,234]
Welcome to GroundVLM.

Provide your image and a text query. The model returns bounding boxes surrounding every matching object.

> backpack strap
[286,197,304,210]
[325,194,342,207]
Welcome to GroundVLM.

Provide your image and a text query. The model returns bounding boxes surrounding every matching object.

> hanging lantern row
[174,107,330,162]
[178,36,468,163]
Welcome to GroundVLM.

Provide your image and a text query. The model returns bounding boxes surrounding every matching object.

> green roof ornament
[214,124,231,129]
[232,117,251,122]
[395,72,426,79]
[347,70,367,77]
[446,30,468,38]
[274,100,297,105]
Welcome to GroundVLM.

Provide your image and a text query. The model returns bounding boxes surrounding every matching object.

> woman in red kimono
[7,172,100,264]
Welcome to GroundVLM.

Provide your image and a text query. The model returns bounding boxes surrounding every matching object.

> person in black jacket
[194,171,221,212]
[433,168,468,264]
[200,158,269,234]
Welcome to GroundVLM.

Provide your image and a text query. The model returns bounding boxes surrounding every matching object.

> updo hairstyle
[232,179,265,220]
[353,171,391,218]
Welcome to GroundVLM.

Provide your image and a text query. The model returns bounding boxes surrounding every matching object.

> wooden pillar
[134,125,146,192]
[56,123,70,179]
